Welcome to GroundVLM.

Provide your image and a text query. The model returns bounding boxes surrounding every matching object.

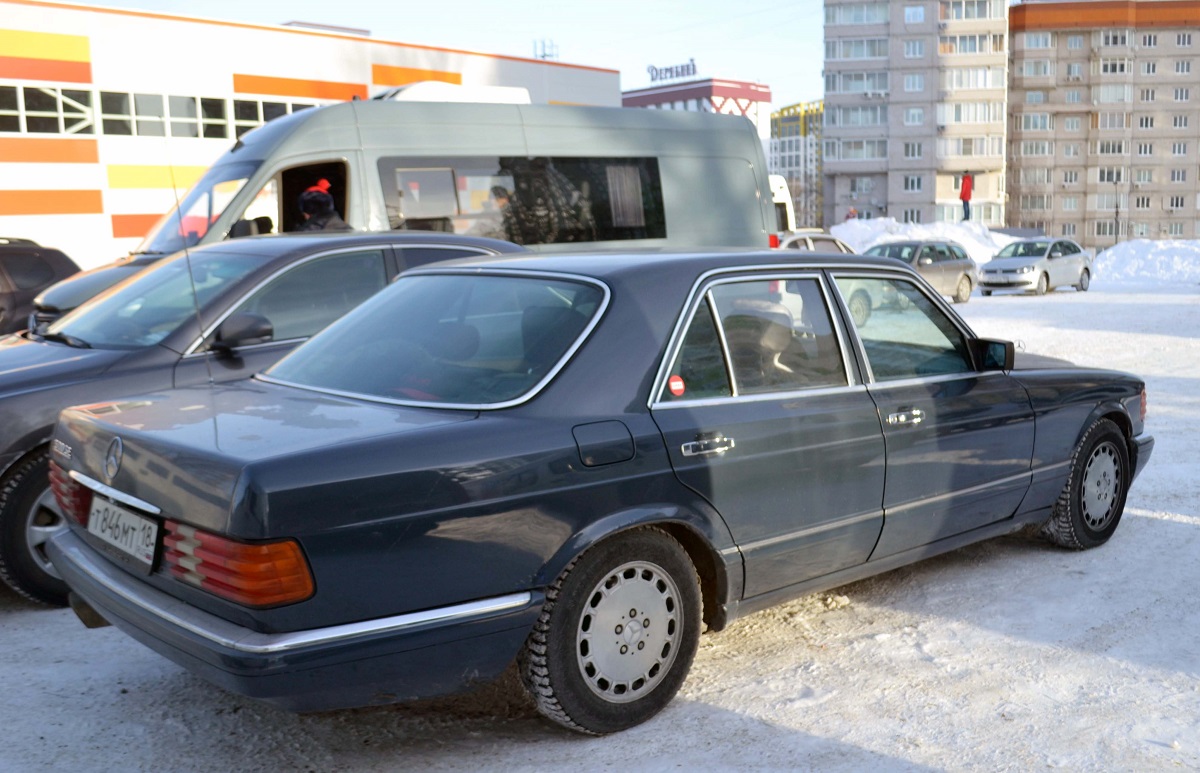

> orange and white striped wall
[0,0,620,268]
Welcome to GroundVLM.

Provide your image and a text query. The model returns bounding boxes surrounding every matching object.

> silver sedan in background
[980,239,1094,296]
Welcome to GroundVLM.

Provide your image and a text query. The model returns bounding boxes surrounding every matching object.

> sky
[69,0,828,105]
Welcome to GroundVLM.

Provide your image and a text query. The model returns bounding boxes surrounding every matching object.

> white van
[133,100,777,255]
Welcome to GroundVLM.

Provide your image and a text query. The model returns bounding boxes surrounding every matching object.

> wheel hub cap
[25,486,66,579]
[576,560,682,703]
[1081,441,1122,530]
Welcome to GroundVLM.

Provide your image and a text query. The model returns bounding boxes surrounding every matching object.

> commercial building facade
[1008,0,1200,245]
[620,77,774,142]
[0,0,619,266]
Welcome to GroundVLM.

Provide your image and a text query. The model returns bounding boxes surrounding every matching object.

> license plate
[87,498,158,568]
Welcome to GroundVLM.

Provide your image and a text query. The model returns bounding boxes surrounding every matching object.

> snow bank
[830,218,1017,264]
[831,218,1200,284]
[1095,239,1200,283]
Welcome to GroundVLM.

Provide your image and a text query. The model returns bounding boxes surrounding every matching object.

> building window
[1061,223,1077,236]
[905,73,926,92]
[904,175,923,192]
[1138,142,1154,156]
[1095,140,1127,155]
[1064,117,1081,131]
[1143,33,1158,48]
[1135,195,1151,209]
[1064,143,1081,157]
[905,107,924,125]
[1173,142,1188,156]
[1021,140,1053,156]
[1139,116,1155,129]
[826,3,889,25]
[1141,88,1156,102]
[1095,111,1130,130]
[1168,195,1186,208]
[905,5,925,23]
[1026,91,1045,104]
[1098,167,1124,184]
[1101,58,1130,74]
[902,208,922,223]
[905,39,926,58]
[1025,32,1052,49]
[1167,222,1185,237]
[1066,90,1081,104]
[1021,60,1053,77]
[1063,170,1080,185]
[1021,113,1052,131]
[1067,34,1084,50]
[1135,169,1154,184]
[1176,60,1192,75]
[904,141,923,159]
[1179,32,1193,47]
[1174,114,1190,128]
[1019,194,1049,211]
[1175,87,1191,101]
[1066,63,1083,78]
[1102,30,1128,47]
[1143,61,1158,75]
[1171,169,1187,183]
[1061,196,1079,212]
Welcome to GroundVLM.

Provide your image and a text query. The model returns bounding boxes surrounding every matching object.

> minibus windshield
[135,161,261,255]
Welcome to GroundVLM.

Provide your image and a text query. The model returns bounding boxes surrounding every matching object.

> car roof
[158,231,527,263]
[404,249,906,284]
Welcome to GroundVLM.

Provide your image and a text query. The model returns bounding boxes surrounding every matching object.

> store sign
[647,59,697,82]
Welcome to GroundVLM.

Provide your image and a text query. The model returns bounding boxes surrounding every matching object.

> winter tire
[0,449,70,606]
[1040,418,1130,550]
[952,275,972,304]
[518,527,701,735]
[1077,270,1090,292]
[848,290,872,328]
[1034,273,1049,296]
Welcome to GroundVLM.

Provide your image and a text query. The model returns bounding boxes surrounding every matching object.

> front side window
[220,250,387,344]
[377,156,666,245]
[661,278,847,400]
[265,273,605,406]
[835,276,971,381]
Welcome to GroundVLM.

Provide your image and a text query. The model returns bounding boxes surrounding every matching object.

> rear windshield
[263,273,606,407]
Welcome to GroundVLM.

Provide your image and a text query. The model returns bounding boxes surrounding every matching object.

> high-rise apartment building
[769,101,824,227]
[822,1,1009,227]
[1008,0,1200,245]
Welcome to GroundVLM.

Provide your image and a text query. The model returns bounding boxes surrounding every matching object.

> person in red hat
[297,178,350,231]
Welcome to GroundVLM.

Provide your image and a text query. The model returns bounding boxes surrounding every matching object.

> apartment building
[822,0,1009,227]
[769,101,823,227]
[1008,0,1200,246]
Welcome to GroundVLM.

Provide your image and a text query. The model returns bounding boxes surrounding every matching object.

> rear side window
[265,273,606,406]
[378,156,667,245]
[1,253,55,289]
[660,277,847,401]
[396,246,488,270]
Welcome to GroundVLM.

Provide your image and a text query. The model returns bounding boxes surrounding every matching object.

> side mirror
[974,337,1014,371]
[211,312,273,355]
[917,256,933,266]
[1049,250,1063,259]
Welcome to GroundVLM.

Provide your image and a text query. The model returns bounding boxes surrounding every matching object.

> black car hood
[1013,351,1076,370]
[0,334,127,397]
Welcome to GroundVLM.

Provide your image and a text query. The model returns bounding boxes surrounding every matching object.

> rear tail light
[49,461,92,527]
[1140,387,1147,423]
[162,520,314,607]
[769,233,781,248]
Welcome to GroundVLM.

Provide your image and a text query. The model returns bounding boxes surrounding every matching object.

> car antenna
[166,164,215,387]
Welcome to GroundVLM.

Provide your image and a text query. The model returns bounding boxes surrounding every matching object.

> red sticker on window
[668,375,686,396]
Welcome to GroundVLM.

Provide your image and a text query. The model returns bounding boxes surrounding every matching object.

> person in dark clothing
[297,179,351,231]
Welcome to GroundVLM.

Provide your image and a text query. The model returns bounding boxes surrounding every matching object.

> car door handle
[681,435,736,457]
[887,408,925,426]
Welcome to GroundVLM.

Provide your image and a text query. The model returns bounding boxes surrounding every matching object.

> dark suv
[0,239,79,334]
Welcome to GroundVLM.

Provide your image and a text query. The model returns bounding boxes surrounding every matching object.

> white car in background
[980,238,1094,296]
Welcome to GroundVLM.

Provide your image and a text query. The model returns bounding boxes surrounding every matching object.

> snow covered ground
[1,241,1197,771]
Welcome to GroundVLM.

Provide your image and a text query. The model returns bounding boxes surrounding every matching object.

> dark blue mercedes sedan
[46,250,1153,735]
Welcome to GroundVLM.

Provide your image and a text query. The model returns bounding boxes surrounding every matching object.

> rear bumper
[1132,434,1154,482]
[48,528,543,712]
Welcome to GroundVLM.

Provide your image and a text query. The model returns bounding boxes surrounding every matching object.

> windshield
[997,241,1050,258]
[47,250,268,349]
[265,273,606,407]
[865,243,917,262]
[135,161,261,255]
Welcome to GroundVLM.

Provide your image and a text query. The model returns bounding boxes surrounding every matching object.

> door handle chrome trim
[681,435,736,457]
[887,407,925,426]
